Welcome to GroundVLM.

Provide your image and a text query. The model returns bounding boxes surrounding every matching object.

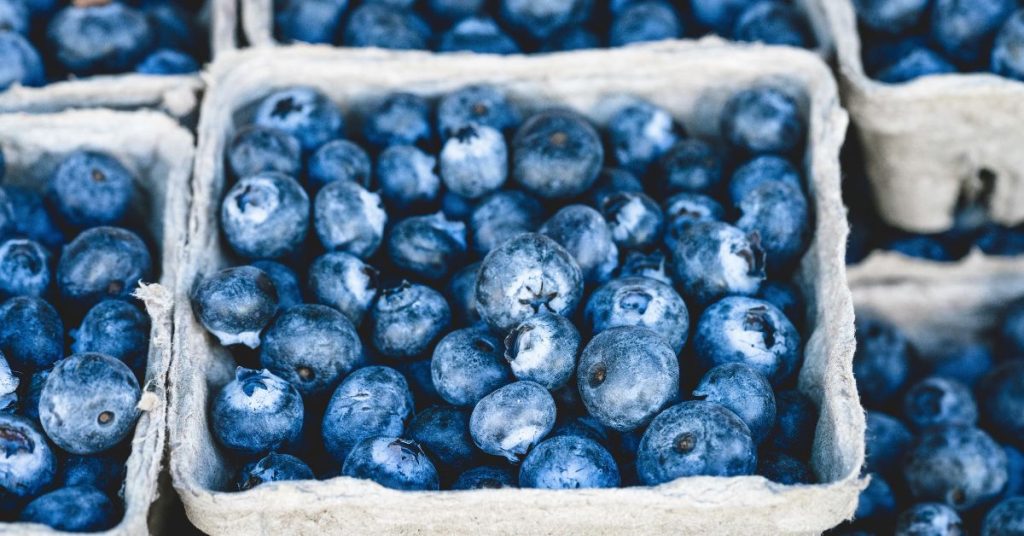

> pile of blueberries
[840,303,1024,534]
[854,0,1024,83]
[0,147,155,531]
[191,81,820,493]
[0,0,206,92]
[274,0,816,54]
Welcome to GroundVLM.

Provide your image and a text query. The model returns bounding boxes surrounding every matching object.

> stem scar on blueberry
[391,438,422,460]
[271,97,302,119]
[296,366,315,381]
[589,365,607,388]
[472,103,489,117]
[107,280,124,296]
[97,411,114,425]
[473,337,496,354]
[549,131,568,147]
[91,168,106,182]
[673,433,696,454]
[744,306,776,348]
[950,487,967,507]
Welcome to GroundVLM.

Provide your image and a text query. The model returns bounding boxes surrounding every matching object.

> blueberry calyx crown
[503,323,532,362]
[743,306,776,349]
[389,438,424,460]
[736,231,767,278]
[236,368,271,396]
[0,425,33,457]
[618,289,653,315]
[588,364,607,388]
[516,278,558,314]
[453,125,479,143]
[673,432,696,454]
[270,96,302,119]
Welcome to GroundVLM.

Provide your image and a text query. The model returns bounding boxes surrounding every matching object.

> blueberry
[469,381,556,462]
[46,3,153,76]
[585,276,689,354]
[191,266,278,348]
[396,358,442,409]
[1002,445,1024,500]
[875,45,957,83]
[552,414,615,446]
[0,414,56,505]
[855,474,897,523]
[637,400,757,484]
[376,145,442,210]
[321,365,413,465]
[853,314,911,407]
[976,224,1024,257]
[735,180,811,274]
[387,212,467,281]
[0,0,28,35]
[250,260,301,311]
[60,450,127,493]
[71,300,150,379]
[274,0,349,44]
[48,150,134,229]
[0,297,63,372]
[930,0,1015,68]
[371,281,450,360]
[431,325,512,407]
[984,497,1024,535]
[618,250,672,285]
[236,452,314,491]
[439,16,520,54]
[864,410,913,476]
[470,190,542,255]
[307,252,378,325]
[440,125,509,199]
[578,326,680,432]
[728,155,803,206]
[142,2,201,54]
[754,281,802,329]
[20,369,47,424]
[903,376,977,431]
[852,0,930,34]
[904,425,1007,510]
[757,450,814,484]
[437,85,520,138]
[253,87,343,152]
[895,503,962,536]
[732,1,813,48]
[656,139,725,196]
[721,86,804,156]
[606,98,681,176]
[135,48,199,75]
[668,221,765,307]
[0,239,50,299]
[446,262,480,326]
[694,297,801,386]
[0,353,16,411]
[764,389,816,456]
[408,406,476,476]
[540,205,619,284]
[543,26,601,51]
[993,10,1024,80]
[451,465,516,490]
[342,4,430,50]
[429,0,486,21]
[212,368,303,456]
[260,304,363,397]
[693,363,775,444]
[500,0,590,40]
[586,167,644,209]
[40,353,141,455]
[475,233,583,333]
[504,312,580,390]
[1003,301,1024,356]
[519,435,619,489]
[307,139,371,192]
[227,125,302,180]
[342,437,439,491]
[314,179,387,259]
[220,172,310,260]
[610,1,683,46]
[0,30,44,90]
[58,226,152,308]
[512,110,603,199]
[5,186,63,249]
[978,360,1024,447]
[690,0,759,34]
[663,193,726,234]
[19,486,118,532]
[363,93,433,150]
[600,191,664,251]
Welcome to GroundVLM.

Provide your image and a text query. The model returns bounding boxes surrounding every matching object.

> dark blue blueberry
[586,168,644,209]
[504,312,580,390]
[0,239,50,299]
[71,300,150,379]
[142,1,200,54]
[0,296,63,372]
[855,474,897,523]
[441,191,474,222]
[885,233,957,261]
[520,435,619,489]
[736,180,811,274]
[342,4,430,50]
[469,381,556,462]
[212,368,303,456]
[220,172,310,260]
[656,139,725,196]
[253,87,343,152]
[376,145,442,210]
[540,26,600,51]
[46,3,153,76]
[307,252,378,325]
[585,276,689,354]
[0,414,55,505]
[250,260,301,311]
[984,497,1024,535]
[57,226,152,308]
[321,366,413,464]
[668,221,765,307]
[307,139,371,192]
[236,452,314,491]
[600,191,664,251]
[903,376,977,431]
[1002,445,1024,500]
[469,190,542,255]
[994,9,1024,80]
[5,186,63,249]
[728,155,803,206]
[0,30,44,90]
[227,125,302,180]
[663,193,726,237]
[19,486,118,532]
[60,450,127,493]
[48,150,134,229]
[431,325,511,407]
[447,262,480,326]
[618,250,671,285]
[756,280,802,324]
[979,360,1024,447]
[0,0,28,35]
[540,204,618,284]
[690,0,759,34]
[721,86,804,156]
[475,233,583,333]
[895,503,962,535]
[314,179,387,258]
[853,314,911,407]
[765,389,816,456]
[371,281,450,360]
[500,0,590,40]
[864,410,912,476]
[261,304,363,397]
[607,98,681,175]
[610,0,682,46]
[756,450,814,484]
[976,224,1024,257]
[429,0,486,21]
[341,437,439,491]
[439,16,520,54]
[364,93,433,150]
[578,326,680,432]
[135,48,199,75]
[930,0,1015,68]
[512,110,603,199]
[852,0,930,34]
[437,85,520,138]
[451,465,516,490]
[731,1,813,48]
[274,0,348,44]
[694,297,801,386]
[693,363,775,444]
[904,425,1007,510]
[1003,301,1024,356]
[387,212,467,281]
[875,45,957,83]
[408,405,476,476]
[40,353,141,455]
[191,266,278,348]
[440,125,508,199]
[637,400,757,484]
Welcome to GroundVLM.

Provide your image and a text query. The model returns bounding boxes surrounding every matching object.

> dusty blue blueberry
[58,226,151,307]
[60,450,127,493]
[227,125,302,180]
[637,400,757,484]
[864,410,912,476]
[212,368,302,456]
[728,155,802,203]
[470,381,556,462]
[540,204,618,284]
[343,4,430,50]
[48,150,134,229]
[260,304,363,397]
[307,139,371,191]
[1003,301,1024,356]
[520,435,619,489]
[46,3,153,75]
[40,353,141,455]
[0,296,63,372]
[586,276,688,354]
[693,363,775,444]
[475,233,583,333]
[253,87,343,152]
[904,425,1007,510]
[220,172,310,260]
[979,360,1024,447]
[274,0,348,44]
[470,190,542,255]
[512,109,603,199]
[342,437,439,490]
[618,250,671,285]
[447,262,480,326]
[437,85,520,138]
[451,465,516,490]
[500,0,590,40]
[322,366,414,464]
[376,145,441,210]
[606,98,681,175]
[756,280,802,326]
[5,186,63,249]
[431,325,512,407]
[429,0,486,21]
[250,260,301,311]
[439,16,520,54]
[0,31,44,90]
[578,326,680,432]
[895,503,963,536]
[600,191,664,251]
[19,486,118,532]
[993,10,1024,80]
[0,239,50,299]
[855,474,897,523]
[191,266,278,348]
[610,0,682,46]
[0,414,55,506]
[852,0,930,34]
[0,352,16,411]
[586,168,644,209]
[930,0,1015,67]
[135,48,199,74]
[903,376,977,431]
[408,406,476,476]
[440,125,508,199]
[314,179,387,259]
[756,450,814,484]
[0,1,28,35]
[656,139,724,196]
[732,1,812,48]
[236,452,314,491]
[668,221,765,307]
[736,180,811,274]
[307,252,378,325]
[854,314,911,407]
[694,297,801,386]
[663,193,726,239]
[363,93,433,150]
[876,45,957,83]
[371,281,450,359]
[387,212,467,281]
[504,312,580,390]
[765,389,816,456]
[71,300,150,379]
[984,497,1024,535]
[721,86,804,156]
[690,0,759,33]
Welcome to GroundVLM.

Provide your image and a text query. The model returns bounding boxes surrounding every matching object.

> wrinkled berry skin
[904,425,1007,510]
[451,465,516,490]
[408,406,477,477]
[227,125,302,180]
[637,400,757,485]
[220,172,310,260]
[585,276,689,354]
[0,414,56,505]
[437,85,520,138]
[864,410,912,476]
[71,299,150,378]
[440,125,509,199]
[895,503,962,536]
[606,99,680,175]
[735,180,810,274]
[0,296,64,372]
[211,368,303,457]
[577,326,680,432]
[694,297,801,386]
[470,190,542,255]
[387,213,467,281]
[46,3,153,76]
[765,389,816,457]
[930,0,1015,67]
[520,435,620,489]
[342,437,439,491]
[260,304,363,397]
[57,226,152,308]
[978,360,1024,447]
[756,450,814,484]
[431,326,512,407]
[250,260,302,311]
[236,452,314,491]
[371,282,450,360]
[470,381,556,462]
[721,86,804,156]
[191,266,278,349]
[253,86,343,152]
[376,145,441,211]
[0,32,45,91]
[307,139,372,192]
[668,221,765,307]
[903,376,977,431]
[983,497,1024,536]
[854,314,911,407]
[48,150,134,229]
[601,191,664,251]
[852,0,930,34]
[504,312,579,390]
[512,110,603,199]
[610,0,683,46]
[656,139,724,196]
[540,204,618,285]
[314,179,387,259]
[322,366,414,464]
[363,93,434,150]
[693,363,776,445]
[307,252,378,326]
[475,233,583,333]
[40,353,141,455]
[19,485,118,532]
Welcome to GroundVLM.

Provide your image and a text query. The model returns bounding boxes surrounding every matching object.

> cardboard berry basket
[816,0,1024,234]
[0,109,192,535]
[170,42,863,535]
